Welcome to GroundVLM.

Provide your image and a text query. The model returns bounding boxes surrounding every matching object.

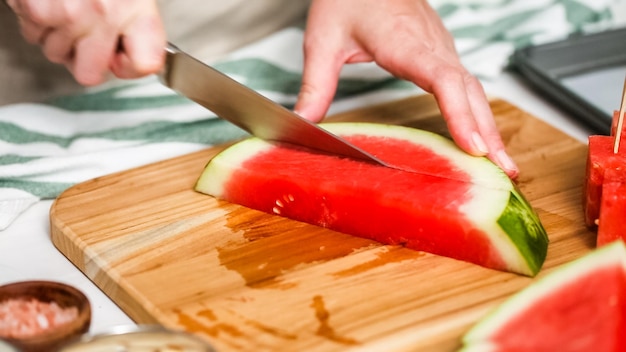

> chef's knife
[160,43,389,166]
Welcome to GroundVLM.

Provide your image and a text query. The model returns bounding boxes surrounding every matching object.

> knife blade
[159,43,389,166]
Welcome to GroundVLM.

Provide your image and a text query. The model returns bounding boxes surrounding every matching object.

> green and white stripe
[1,1,623,230]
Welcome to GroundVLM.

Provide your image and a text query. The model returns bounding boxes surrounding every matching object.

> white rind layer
[197,138,273,197]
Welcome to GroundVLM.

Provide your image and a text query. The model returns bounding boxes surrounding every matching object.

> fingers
[14,16,49,45]
[69,27,118,85]
[402,56,519,178]
[437,73,518,178]
[6,0,165,86]
[293,3,346,123]
[8,0,81,27]
[464,77,519,178]
[298,0,518,178]
[367,18,519,178]
[109,9,166,80]
[294,37,343,123]
[429,67,489,156]
[40,26,74,64]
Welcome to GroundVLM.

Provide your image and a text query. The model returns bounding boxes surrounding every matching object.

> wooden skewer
[621,76,626,113]
[613,76,626,154]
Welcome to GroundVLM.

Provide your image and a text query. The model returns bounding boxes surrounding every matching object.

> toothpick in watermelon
[583,109,626,246]
[611,110,625,137]
[195,123,548,276]
[459,240,626,352]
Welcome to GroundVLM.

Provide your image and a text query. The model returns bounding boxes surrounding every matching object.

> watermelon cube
[598,163,626,246]
[584,135,613,228]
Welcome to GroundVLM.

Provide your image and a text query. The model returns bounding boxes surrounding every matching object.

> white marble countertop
[0,71,594,335]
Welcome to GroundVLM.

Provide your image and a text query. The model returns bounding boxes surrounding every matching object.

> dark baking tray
[509,27,626,135]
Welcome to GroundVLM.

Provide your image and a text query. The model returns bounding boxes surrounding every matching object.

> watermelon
[195,123,548,276]
[583,111,626,246]
[598,164,626,246]
[583,135,614,228]
[459,240,626,352]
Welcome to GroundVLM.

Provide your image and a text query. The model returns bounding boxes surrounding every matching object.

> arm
[295,0,519,178]
[5,0,165,86]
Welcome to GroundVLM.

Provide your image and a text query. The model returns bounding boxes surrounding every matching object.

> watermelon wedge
[195,123,548,276]
[460,240,626,352]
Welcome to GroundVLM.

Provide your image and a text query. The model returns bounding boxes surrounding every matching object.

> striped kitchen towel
[1,0,624,230]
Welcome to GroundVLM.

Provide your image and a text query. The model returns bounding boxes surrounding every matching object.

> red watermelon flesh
[583,134,626,232]
[460,240,626,352]
[195,123,548,276]
[598,164,626,247]
[584,135,613,228]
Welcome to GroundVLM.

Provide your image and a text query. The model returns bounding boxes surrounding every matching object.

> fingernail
[496,149,518,173]
[471,132,489,155]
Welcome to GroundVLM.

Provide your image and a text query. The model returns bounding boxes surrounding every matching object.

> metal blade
[159,43,389,166]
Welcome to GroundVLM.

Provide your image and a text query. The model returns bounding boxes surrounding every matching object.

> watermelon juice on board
[195,123,549,276]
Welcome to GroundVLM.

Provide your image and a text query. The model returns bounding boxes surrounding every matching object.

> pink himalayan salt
[0,298,78,339]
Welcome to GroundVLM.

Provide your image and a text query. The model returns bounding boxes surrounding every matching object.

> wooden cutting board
[50,94,594,352]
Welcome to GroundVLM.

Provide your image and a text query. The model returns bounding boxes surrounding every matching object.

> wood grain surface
[50,94,594,352]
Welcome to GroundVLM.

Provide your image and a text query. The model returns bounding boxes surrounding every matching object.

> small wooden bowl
[0,281,91,352]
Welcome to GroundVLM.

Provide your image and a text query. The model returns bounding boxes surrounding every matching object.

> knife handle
[115,37,180,55]
[159,42,182,87]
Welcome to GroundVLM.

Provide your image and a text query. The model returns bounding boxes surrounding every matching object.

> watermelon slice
[195,123,548,276]
[460,240,626,352]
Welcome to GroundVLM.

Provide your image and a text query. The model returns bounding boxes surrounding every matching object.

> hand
[5,0,166,86]
[295,0,519,179]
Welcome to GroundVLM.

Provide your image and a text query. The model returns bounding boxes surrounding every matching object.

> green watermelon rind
[196,122,548,276]
[497,187,548,275]
[459,240,626,350]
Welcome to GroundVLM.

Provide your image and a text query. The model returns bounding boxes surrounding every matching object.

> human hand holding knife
[5,0,519,178]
